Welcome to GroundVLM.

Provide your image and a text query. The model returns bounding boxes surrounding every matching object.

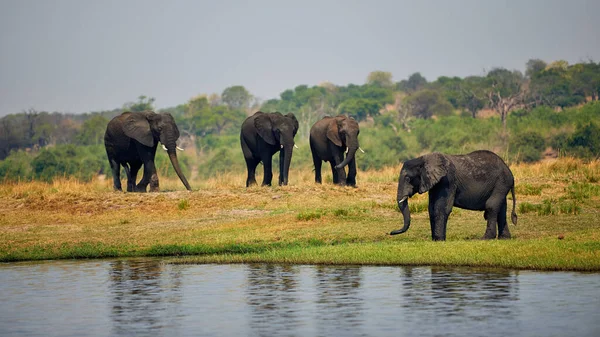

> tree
[125,96,155,112]
[529,66,583,108]
[338,98,381,121]
[570,62,600,101]
[77,114,108,145]
[405,89,453,119]
[486,68,526,132]
[366,71,393,88]
[457,76,487,118]
[221,85,252,110]
[525,59,547,78]
[405,72,428,92]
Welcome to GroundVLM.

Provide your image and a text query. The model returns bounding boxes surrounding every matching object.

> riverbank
[1,158,599,271]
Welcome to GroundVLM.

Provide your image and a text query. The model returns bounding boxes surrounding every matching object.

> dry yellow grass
[1,158,599,269]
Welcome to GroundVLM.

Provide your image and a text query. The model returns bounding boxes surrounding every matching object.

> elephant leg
[333,152,347,186]
[428,183,454,241]
[346,157,357,187]
[261,154,273,186]
[279,150,285,186]
[136,152,158,193]
[244,157,259,187]
[482,198,501,239]
[312,151,322,184]
[109,159,122,191]
[122,163,132,191]
[497,199,511,239]
[127,162,142,192]
[329,162,339,184]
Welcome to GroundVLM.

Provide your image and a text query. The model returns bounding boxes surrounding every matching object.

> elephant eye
[404,176,411,182]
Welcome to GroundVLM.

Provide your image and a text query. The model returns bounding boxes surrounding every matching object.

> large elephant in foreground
[309,115,361,186]
[391,150,517,241]
[240,111,299,187]
[104,111,191,192]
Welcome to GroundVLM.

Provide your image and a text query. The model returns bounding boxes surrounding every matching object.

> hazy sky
[1,0,599,116]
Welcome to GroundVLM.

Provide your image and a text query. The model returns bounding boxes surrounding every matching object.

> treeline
[1,59,600,182]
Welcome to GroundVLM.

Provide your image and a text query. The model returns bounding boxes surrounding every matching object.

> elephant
[104,111,191,192]
[309,115,361,186]
[390,150,517,241]
[240,111,299,187]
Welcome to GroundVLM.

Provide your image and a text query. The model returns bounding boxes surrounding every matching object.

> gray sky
[1,0,599,116]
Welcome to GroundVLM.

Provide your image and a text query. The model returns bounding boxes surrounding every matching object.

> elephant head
[254,112,299,185]
[391,153,449,235]
[122,111,192,191]
[328,115,360,169]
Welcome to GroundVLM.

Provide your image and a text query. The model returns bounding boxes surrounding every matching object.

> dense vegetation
[1,59,600,182]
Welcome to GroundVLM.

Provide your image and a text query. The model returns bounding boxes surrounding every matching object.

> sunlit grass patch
[519,198,581,216]
[517,183,545,196]
[296,209,326,221]
[1,157,599,270]
[177,199,190,210]
[409,200,428,213]
[566,182,600,201]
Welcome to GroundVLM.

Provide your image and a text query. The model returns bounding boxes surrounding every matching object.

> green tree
[405,89,453,119]
[405,72,428,92]
[77,115,108,145]
[222,85,252,110]
[125,95,155,112]
[366,71,393,88]
[338,98,382,121]
[486,68,526,131]
[525,59,547,78]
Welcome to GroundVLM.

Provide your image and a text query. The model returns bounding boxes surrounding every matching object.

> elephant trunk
[391,195,411,235]
[168,151,192,191]
[280,145,293,186]
[335,138,358,169]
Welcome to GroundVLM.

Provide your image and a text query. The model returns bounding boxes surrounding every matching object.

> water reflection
[108,259,182,336]
[1,261,599,337]
[399,267,520,335]
[315,266,366,337]
[245,264,303,336]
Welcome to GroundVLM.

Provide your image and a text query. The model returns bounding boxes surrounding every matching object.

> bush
[510,131,545,162]
[564,122,600,159]
[0,151,33,181]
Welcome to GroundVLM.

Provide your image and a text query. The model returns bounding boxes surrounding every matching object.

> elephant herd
[104,111,518,241]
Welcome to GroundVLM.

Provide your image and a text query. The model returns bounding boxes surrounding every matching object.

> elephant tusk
[294,144,298,149]
[162,145,168,151]
[398,197,407,204]
[280,144,284,149]
[345,147,349,154]
[176,146,184,151]
[359,147,365,153]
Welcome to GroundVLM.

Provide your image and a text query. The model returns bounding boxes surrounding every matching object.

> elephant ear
[123,112,154,147]
[254,113,276,145]
[286,113,299,137]
[419,153,448,193]
[326,118,343,147]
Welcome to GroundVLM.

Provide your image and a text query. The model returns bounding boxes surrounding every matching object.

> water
[1,259,599,337]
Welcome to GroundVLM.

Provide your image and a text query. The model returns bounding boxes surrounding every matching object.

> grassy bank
[1,157,599,271]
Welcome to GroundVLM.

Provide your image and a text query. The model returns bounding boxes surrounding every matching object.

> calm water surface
[1,259,599,337]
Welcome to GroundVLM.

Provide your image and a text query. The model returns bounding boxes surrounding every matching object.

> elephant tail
[510,185,517,225]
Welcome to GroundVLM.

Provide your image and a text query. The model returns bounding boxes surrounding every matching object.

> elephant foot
[481,234,497,240]
[498,232,512,240]
[134,185,147,193]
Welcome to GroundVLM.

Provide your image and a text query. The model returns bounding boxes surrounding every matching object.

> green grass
[1,158,599,271]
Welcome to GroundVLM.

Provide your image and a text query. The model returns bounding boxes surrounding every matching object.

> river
[1,259,599,336]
